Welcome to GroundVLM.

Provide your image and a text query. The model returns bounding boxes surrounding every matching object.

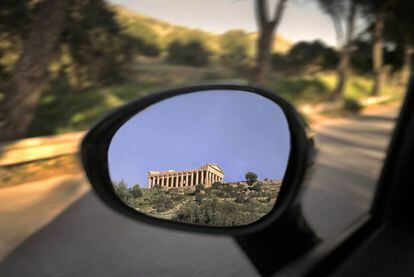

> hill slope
[113,5,292,53]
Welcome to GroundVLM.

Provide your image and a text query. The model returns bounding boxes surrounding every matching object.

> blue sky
[108,90,291,188]
[108,0,337,46]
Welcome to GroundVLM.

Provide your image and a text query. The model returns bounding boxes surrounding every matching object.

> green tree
[390,2,414,86]
[286,40,338,71]
[318,0,358,99]
[245,172,258,185]
[166,40,211,67]
[130,185,143,198]
[358,0,394,96]
[114,180,133,205]
[0,0,138,140]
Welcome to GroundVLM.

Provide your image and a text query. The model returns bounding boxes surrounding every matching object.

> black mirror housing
[81,84,315,236]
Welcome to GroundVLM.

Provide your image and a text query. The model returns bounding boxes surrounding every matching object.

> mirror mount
[235,203,319,276]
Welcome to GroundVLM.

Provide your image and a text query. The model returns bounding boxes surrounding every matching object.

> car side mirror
[81,84,319,275]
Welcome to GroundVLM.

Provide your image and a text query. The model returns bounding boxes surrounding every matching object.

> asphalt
[0,105,400,276]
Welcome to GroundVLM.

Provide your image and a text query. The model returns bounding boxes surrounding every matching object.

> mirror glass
[108,89,291,227]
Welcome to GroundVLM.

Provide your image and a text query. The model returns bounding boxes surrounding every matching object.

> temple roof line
[148,163,223,176]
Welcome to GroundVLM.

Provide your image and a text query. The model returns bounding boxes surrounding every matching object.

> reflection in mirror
[108,90,291,227]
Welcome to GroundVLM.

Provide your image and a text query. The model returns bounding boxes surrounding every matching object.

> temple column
[185,172,189,187]
[196,171,199,186]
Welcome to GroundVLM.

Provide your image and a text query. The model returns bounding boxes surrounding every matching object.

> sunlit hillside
[113,5,292,54]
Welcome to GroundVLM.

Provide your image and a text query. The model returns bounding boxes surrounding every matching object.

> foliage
[113,180,133,205]
[245,172,258,185]
[211,182,222,190]
[195,194,205,204]
[152,193,174,212]
[173,198,260,226]
[195,184,204,193]
[235,195,247,204]
[60,0,139,85]
[252,182,264,191]
[119,12,161,57]
[343,98,363,112]
[113,179,281,226]
[272,40,338,72]
[219,30,251,72]
[166,40,211,67]
[130,185,143,198]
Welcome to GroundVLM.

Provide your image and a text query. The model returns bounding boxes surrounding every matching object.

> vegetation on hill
[113,179,281,227]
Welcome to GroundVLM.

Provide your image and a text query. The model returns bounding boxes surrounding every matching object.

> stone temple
[148,164,224,189]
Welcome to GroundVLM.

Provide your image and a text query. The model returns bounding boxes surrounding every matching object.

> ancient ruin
[148,164,224,189]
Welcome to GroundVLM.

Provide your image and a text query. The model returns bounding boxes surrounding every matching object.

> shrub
[173,198,260,226]
[114,181,133,205]
[252,183,264,192]
[230,191,240,199]
[152,194,174,212]
[195,194,204,204]
[195,184,204,193]
[130,185,143,198]
[166,40,211,67]
[245,172,258,185]
[235,195,247,204]
[212,182,222,190]
[219,30,251,72]
[343,98,363,112]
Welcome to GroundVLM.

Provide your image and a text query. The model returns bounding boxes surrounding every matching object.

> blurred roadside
[0,98,401,191]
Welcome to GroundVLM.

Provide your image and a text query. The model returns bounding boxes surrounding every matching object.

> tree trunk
[253,27,274,85]
[252,0,289,85]
[371,5,386,96]
[332,0,356,100]
[0,0,69,141]
[401,31,414,87]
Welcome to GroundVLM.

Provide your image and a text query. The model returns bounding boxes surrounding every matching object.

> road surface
[0,105,400,276]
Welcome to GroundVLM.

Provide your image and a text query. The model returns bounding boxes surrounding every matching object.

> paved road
[0,105,399,276]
